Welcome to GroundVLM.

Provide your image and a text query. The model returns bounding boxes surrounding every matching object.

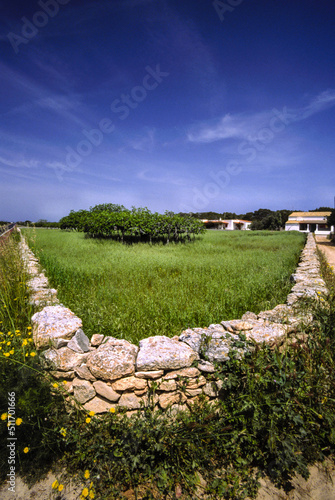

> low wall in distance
[19,233,328,415]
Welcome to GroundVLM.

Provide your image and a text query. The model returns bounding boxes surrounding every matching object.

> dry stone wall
[19,233,328,415]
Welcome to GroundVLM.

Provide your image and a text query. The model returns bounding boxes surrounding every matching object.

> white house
[201,219,252,230]
[285,212,334,235]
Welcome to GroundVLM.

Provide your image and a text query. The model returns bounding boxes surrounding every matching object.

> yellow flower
[88,411,95,417]
[53,383,59,389]
[109,407,115,413]
[81,488,89,498]
[322,396,328,404]
[63,380,67,384]
[23,447,29,453]
[6,341,11,346]
[58,484,64,492]
[1,413,7,420]
[85,418,91,424]
[84,470,90,479]
[28,338,33,342]
[30,352,36,357]
[52,480,59,489]
[22,339,28,346]
[27,326,32,330]
[9,349,14,355]
[16,418,23,426]
[60,427,67,437]
[4,353,10,357]
[25,353,29,357]
[89,490,95,499]
[15,329,20,333]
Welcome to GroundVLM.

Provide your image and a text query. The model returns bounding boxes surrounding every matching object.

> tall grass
[24,229,306,343]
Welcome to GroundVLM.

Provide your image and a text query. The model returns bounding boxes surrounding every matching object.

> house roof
[289,211,331,217]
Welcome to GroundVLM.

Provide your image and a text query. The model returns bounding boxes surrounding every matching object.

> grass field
[24,229,306,343]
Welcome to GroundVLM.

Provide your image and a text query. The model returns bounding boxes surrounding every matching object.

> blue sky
[1,0,335,221]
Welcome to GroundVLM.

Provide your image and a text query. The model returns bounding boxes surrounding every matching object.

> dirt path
[315,236,335,269]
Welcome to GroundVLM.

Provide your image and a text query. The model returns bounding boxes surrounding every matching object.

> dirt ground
[315,235,335,269]
[1,459,335,500]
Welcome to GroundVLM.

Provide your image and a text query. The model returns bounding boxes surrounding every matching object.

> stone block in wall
[67,329,90,353]
[87,338,138,381]
[40,347,88,372]
[221,320,255,332]
[91,334,105,347]
[197,360,215,373]
[246,323,288,344]
[75,364,97,382]
[118,393,141,410]
[93,381,120,402]
[184,375,206,390]
[136,335,199,371]
[163,367,201,380]
[83,396,116,414]
[73,379,96,404]
[51,338,69,349]
[112,376,147,392]
[135,370,164,379]
[158,391,183,409]
[32,305,82,349]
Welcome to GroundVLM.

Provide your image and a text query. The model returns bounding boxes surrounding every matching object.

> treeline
[189,207,334,231]
[59,204,205,244]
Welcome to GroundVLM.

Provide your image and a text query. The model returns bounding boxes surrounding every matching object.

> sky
[1,0,335,222]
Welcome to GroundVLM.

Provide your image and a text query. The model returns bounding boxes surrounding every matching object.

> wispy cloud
[187,89,335,144]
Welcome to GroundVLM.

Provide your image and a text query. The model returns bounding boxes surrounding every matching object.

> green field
[24,229,306,343]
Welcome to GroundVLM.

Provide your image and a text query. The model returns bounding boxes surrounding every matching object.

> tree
[327,209,335,228]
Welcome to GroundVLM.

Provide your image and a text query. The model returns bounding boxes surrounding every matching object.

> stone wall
[19,233,328,415]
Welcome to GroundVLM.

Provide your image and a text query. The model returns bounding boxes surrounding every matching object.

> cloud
[187,89,335,144]
[0,156,40,169]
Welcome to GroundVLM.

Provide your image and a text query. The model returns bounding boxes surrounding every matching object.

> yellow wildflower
[22,339,28,346]
[9,349,14,355]
[53,383,59,389]
[60,428,67,437]
[1,413,7,420]
[16,418,23,426]
[30,352,36,357]
[6,341,11,346]
[4,353,10,357]
[88,411,95,417]
[84,470,90,479]
[89,490,95,499]
[27,326,32,330]
[58,484,64,492]
[52,480,59,489]
[81,487,89,498]
[109,407,115,413]
[85,418,91,424]
[23,447,29,453]
[15,329,20,333]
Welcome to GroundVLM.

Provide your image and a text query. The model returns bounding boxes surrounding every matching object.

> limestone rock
[87,338,138,381]
[197,360,215,373]
[158,392,182,409]
[136,336,199,371]
[221,320,254,332]
[50,370,75,380]
[51,338,69,349]
[91,334,104,347]
[241,311,258,321]
[135,370,164,379]
[32,305,82,349]
[112,376,147,392]
[118,393,141,409]
[163,367,201,380]
[75,364,96,382]
[67,329,90,353]
[157,380,177,392]
[93,381,120,402]
[83,396,116,414]
[73,379,96,404]
[40,347,88,371]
